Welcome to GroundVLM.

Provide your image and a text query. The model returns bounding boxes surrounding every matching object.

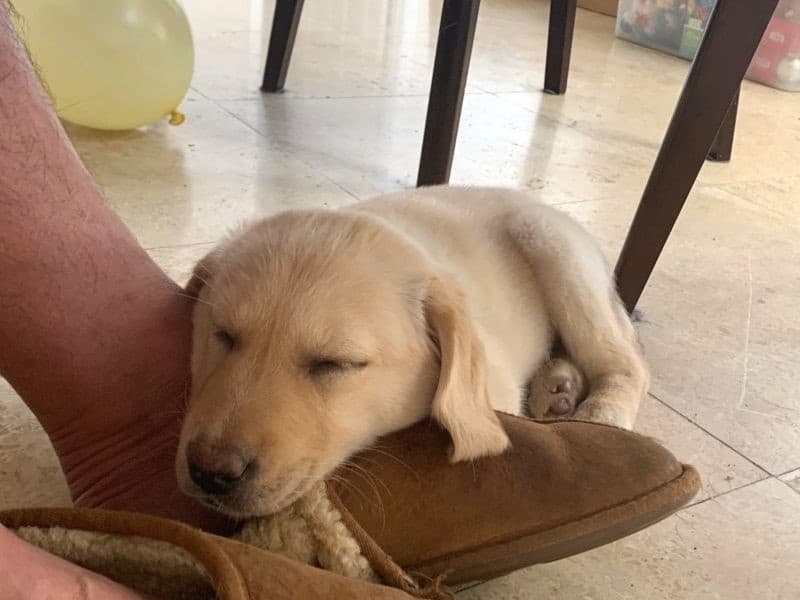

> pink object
[747,15,800,90]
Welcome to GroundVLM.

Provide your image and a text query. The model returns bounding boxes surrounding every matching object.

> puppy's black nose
[186,439,252,495]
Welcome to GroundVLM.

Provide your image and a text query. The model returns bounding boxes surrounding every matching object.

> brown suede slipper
[1,414,699,599]
[326,413,700,587]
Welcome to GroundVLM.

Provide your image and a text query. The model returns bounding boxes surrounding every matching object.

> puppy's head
[177,210,509,516]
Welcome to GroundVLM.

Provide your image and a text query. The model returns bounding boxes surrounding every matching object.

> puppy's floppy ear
[185,251,218,298]
[424,277,510,462]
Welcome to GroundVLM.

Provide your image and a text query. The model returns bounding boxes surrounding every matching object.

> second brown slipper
[1,506,414,600]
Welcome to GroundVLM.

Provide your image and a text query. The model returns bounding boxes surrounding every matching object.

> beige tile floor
[2,0,800,597]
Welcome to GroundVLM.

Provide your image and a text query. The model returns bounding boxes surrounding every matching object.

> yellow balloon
[12,0,194,130]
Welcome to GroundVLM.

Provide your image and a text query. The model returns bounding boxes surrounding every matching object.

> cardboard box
[579,0,618,17]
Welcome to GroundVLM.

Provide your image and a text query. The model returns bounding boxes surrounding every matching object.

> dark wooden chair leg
[544,0,578,94]
[261,0,305,92]
[614,0,778,312]
[707,87,740,162]
[416,0,481,187]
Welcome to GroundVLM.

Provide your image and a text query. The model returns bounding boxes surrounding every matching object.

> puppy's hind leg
[508,205,649,430]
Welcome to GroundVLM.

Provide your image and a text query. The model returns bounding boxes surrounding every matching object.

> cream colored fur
[177,186,649,516]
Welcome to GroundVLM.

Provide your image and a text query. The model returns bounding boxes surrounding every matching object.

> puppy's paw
[572,399,635,430]
[528,358,587,420]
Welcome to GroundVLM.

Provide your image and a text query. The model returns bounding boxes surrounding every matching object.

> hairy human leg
[0,2,226,532]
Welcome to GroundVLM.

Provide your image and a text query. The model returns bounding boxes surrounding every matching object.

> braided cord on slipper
[234,482,377,581]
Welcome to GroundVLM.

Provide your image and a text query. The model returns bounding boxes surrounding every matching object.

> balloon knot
[168,110,185,126]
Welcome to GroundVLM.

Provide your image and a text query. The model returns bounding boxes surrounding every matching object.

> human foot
[45,292,235,534]
[0,523,155,600]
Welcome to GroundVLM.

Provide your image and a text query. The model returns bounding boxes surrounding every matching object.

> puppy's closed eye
[308,358,368,378]
[214,329,237,351]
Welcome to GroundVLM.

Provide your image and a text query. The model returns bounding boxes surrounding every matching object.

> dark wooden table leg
[416,0,481,187]
[707,87,740,162]
[614,0,778,312]
[261,0,305,92]
[544,0,578,94]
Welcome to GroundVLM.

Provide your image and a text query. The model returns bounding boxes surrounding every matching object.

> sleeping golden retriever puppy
[176,186,649,516]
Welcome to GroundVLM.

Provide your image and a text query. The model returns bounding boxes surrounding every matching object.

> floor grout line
[776,466,800,478]
[686,475,773,508]
[547,197,601,207]
[699,180,800,222]
[777,477,800,497]
[194,89,366,202]
[648,392,771,476]
[203,91,490,102]
[736,253,754,411]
